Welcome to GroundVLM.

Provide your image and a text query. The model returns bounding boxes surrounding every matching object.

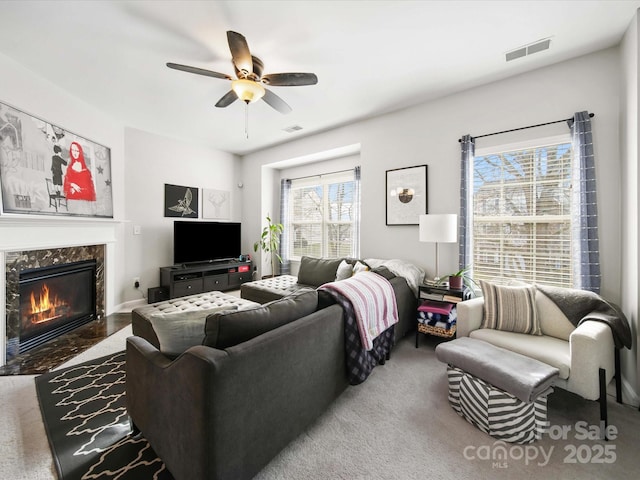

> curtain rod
[284,167,355,182]
[458,112,595,143]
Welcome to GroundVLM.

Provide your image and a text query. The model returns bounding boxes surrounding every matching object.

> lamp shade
[419,214,458,243]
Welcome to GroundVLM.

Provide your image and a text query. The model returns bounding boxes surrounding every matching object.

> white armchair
[457,289,621,425]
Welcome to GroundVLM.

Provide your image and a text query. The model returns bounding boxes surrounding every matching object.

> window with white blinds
[288,170,358,260]
[472,136,573,287]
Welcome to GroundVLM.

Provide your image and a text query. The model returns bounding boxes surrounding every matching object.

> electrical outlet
[133,277,140,289]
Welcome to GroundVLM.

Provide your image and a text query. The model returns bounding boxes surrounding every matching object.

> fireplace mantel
[0,216,119,366]
[0,215,119,251]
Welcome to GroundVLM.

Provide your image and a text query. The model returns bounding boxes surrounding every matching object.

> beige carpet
[256,336,640,480]
[2,327,639,479]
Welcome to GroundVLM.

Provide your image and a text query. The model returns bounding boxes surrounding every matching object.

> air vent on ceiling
[506,38,551,62]
[283,125,303,133]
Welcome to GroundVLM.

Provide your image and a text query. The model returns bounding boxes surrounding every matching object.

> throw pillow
[149,305,238,357]
[203,289,318,349]
[335,259,354,281]
[297,256,343,287]
[370,265,396,280]
[353,260,370,275]
[480,280,541,335]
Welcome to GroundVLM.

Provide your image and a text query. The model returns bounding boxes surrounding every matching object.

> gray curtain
[279,178,292,275]
[568,111,600,293]
[352,166,361,258]
[458,135,474,271]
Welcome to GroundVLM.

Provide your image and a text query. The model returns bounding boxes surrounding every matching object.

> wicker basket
[417,322,456,338]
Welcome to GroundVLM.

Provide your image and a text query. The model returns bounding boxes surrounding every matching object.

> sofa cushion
[203,289,319,349]
[480,280,541,335]
[297,256,343,287]
[149,305,238,357]
[469,328,570,379]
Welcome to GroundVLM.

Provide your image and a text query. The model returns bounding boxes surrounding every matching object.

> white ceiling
[1,1,638,155]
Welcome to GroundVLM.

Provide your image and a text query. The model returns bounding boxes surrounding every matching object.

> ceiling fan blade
[262,89,292,114]
[167,62,231,80]
[262,72,318,86]
[215,90,238,108]
[227,31,253,76]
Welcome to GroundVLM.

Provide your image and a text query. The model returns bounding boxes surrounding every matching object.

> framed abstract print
[385,165,428,225]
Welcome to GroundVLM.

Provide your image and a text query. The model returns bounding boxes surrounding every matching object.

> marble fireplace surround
[0,217,117,366]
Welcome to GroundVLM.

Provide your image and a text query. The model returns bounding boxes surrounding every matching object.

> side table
[415,284,465,348]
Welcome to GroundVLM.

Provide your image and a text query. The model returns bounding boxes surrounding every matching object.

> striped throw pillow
[480,280,541,335]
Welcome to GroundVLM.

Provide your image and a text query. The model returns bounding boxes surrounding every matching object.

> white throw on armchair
[456,282,623,426]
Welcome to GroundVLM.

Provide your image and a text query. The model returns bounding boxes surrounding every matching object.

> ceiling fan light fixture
[232,79,265,104]
[168,31,316,115]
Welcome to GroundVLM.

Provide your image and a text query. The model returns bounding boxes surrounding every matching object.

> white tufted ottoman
[132,290,260,350]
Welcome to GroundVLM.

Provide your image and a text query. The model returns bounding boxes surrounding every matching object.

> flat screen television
[173,221,241,265]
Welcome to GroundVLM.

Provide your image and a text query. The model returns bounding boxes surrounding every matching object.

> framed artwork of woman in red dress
[0,100,112,217]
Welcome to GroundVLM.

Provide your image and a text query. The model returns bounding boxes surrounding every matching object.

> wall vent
[506,38,551,62]
[283,125,303,133]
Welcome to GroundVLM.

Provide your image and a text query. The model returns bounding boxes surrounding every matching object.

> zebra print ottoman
[447,366,550,444]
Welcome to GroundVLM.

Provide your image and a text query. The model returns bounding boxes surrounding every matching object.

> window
[471,136,574,287]
[286,169,359,260]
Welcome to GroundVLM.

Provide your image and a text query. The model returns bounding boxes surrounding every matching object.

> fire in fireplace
[18,260,97,353]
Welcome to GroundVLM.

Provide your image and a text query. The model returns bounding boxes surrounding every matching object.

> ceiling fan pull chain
[245,103,249,139]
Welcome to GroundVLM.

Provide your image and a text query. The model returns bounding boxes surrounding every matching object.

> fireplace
[18,260,97,353]
[4,244,106,364]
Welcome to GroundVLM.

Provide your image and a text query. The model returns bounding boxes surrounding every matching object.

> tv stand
[160,260,253,299]
[179,258,240,268]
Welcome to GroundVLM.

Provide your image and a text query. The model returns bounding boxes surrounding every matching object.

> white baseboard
[113,298,146,313]
[620,376,639,408]
[608,374,639,408]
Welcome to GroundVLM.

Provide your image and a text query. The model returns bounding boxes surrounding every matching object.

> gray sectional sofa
[240,256,419,342]
[126,290,347,480]
[125,257,420,480]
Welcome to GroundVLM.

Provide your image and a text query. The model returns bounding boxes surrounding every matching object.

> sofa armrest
[456,297,484,337]
[126,336,229,480]
[389,276,418,341]
[131,310,161,349]
[567,320,615,401]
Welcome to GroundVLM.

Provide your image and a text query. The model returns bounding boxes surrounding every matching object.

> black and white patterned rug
[35,351,174,480]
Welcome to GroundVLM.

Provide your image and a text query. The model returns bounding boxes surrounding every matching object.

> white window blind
[288,170,357,260]
[472,136,573,287]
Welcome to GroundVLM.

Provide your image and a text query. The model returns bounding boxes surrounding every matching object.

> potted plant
[438,266,479,294]
[253,214,284,278]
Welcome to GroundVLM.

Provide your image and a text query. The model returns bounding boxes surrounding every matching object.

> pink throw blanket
[320,271,399,350]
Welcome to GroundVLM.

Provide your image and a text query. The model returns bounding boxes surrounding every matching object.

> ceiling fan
[167,31,318,114]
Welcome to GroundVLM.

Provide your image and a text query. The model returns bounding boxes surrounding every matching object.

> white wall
[242,47,637,398]
[122,127,241,304]
[620,11,640,403]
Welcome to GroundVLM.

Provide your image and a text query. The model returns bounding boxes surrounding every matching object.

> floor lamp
[419,214,458,282]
